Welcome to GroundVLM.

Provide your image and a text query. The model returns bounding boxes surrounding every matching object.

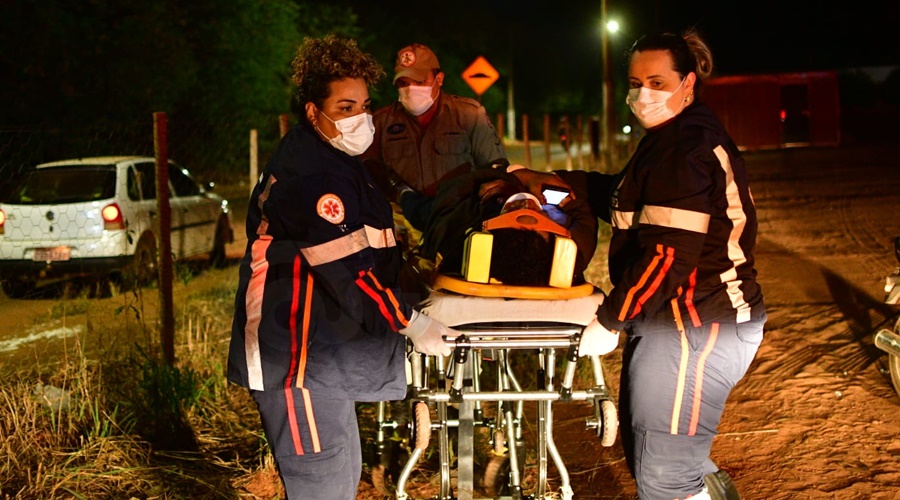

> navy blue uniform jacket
[588,102,765,333]
[228,124,409,401]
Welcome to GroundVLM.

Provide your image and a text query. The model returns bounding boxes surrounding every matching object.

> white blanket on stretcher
[419,290,605,328]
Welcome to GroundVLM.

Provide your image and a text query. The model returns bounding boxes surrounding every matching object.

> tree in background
[0,0,367,181]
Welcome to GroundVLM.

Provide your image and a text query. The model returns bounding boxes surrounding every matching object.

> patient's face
[501,192,550,241]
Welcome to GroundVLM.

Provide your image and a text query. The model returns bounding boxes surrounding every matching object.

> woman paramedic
[227,35,454,500]
[514,30,767,499]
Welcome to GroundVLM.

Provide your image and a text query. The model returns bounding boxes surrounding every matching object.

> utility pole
[506,28,517,143]
[601,0,614,171]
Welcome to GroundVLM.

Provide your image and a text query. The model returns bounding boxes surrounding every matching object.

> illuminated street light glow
[607,20,619,33]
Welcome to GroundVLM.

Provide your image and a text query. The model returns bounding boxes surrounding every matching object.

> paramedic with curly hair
[227,35,455,500]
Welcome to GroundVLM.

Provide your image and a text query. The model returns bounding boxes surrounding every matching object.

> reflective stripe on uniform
[612,206,710,234]
[713,145,752,323]
[300,225,397,266]
[244,235,272,390]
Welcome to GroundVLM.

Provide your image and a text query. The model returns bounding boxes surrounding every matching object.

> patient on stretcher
[391,167,599,289]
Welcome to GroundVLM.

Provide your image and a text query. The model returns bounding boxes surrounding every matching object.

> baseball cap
[393,43,440,84]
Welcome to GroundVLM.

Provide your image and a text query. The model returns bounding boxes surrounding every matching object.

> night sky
[346,0,898,79]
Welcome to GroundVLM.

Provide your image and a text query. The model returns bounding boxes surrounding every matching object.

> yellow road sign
[462,56,499,96]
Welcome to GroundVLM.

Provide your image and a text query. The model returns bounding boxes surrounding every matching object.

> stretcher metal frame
[375,316,618,500]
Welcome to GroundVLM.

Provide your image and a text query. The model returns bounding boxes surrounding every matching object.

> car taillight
[101,203,125,230]
[0,209,5,235]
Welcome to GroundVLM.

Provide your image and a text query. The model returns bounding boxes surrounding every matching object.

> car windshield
[5,166,118,205]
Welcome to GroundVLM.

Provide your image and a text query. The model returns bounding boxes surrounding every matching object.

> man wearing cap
[362,43,508,197]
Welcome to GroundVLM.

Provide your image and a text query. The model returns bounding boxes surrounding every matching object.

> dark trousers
[619,314,765,499]
[251,388,361,500]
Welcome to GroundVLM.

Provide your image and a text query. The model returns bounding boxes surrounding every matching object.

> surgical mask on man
[398,84,435,116]
[318,111,375,156]
[626,78,686,129]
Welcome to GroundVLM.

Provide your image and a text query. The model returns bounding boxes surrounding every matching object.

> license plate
[33,246,71,262]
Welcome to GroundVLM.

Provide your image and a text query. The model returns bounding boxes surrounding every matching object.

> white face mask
[318,111,374,156]
[398,84,435,116]
[626,77,686,129]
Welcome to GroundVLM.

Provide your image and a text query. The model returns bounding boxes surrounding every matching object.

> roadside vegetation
[0,276,284,499]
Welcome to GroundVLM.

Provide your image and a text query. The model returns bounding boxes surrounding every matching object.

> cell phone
[542,185,570,205]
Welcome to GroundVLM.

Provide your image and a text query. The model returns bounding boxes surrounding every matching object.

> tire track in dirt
[834,193,890,281]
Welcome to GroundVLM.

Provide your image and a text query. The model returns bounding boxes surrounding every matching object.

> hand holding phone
[542,185,570,205]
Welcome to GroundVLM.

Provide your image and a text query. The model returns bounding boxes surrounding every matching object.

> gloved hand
[400,310,454,357]
[578,318,619,356]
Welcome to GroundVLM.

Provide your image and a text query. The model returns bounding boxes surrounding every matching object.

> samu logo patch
[317,193,345,224]
[387,123,406,134]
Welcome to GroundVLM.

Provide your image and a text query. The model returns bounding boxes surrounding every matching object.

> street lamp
[600,0,618,171]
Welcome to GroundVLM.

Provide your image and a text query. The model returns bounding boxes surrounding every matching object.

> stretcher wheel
[411,401,431,451]
[599,399,618,447]
[483,455,510,497]
[370,439,408,496]
[371,464,391,496]
[492,430,506,454]
[483,430,523,497]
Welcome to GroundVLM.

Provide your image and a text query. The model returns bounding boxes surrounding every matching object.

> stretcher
[372,271,619,500]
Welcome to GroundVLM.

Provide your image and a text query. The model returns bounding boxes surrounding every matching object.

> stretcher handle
[444,338,574,349]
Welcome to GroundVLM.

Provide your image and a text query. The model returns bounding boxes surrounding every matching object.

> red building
[702,71,841,150]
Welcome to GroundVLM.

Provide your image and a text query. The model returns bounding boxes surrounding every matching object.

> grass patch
[0,284,276,500]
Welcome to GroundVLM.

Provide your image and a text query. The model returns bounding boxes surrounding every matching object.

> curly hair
[290,34,385,111]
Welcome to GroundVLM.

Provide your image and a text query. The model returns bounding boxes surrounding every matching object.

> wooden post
[496,113,505,144]
[522,114,531,167]
[249,129,258,195]
[543,114,551,168]
[279,113,290,138]
[153,111,175,366]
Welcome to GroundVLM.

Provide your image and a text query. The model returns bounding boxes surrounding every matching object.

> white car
[0,156,233,297]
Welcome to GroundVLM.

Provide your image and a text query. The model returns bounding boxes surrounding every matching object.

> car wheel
[1,277,34,299]
[209,216,230,268]
[129,233,158,288]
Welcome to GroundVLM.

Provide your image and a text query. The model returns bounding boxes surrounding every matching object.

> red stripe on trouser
[284,256,305,454]
[284,387,304,455]
[302,389,321,452]
[688,323,719,436]
[670,327,690,435]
